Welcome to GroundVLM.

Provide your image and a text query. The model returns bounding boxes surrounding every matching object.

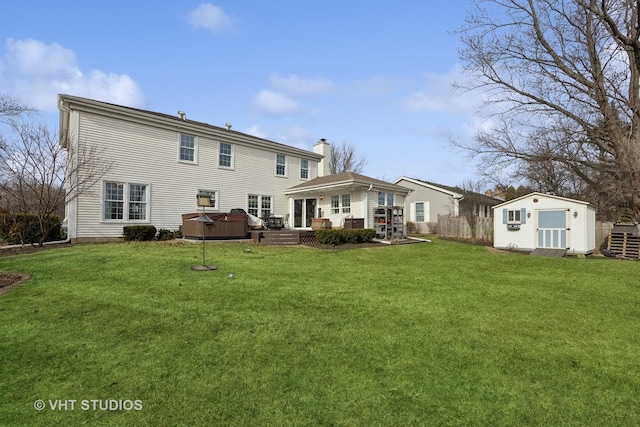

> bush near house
[315,228,376,245]
[0,213,61,245]
[157,228,182,241]
[122,225,157,241]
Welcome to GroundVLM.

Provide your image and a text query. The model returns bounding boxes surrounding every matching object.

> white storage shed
[492,193,596,255]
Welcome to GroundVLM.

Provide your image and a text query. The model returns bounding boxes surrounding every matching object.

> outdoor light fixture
[573,210,578,218]
[527,211,531,218]
[191,193,217,271]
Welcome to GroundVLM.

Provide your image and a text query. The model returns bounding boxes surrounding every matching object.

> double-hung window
[128,184,147,220]
[300,159,309,179]
[415,202,425,222]
[331,194,351,214]
[341,194,351,213]
[276,154,286,176]
[331,195,340,214]
[248,194,272,218]
[179,133,196,163]
[104,182,124,220]
[104,181,149,221]
[219,142,232,168]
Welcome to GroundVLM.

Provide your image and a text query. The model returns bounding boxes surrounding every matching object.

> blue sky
[0,1,485,186]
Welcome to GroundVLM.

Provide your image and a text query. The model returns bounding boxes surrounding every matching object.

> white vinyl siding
[66,107,321,241]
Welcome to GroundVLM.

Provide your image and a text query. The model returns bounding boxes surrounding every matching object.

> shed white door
[537,210,569,249]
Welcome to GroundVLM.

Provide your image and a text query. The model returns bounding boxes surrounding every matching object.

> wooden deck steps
[250,230,298,246]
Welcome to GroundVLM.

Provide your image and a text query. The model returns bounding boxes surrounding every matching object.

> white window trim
[275,153,287,177]
[331,194,351,214]
[102,181,151,223]
[247,194,273,218]
[508,209,522,224]
[196,189,219,210]
[178,133,198,165]
[300,158,309,180]
[341,194,351,214]
[218,141,234,170]
[412,201,426,222]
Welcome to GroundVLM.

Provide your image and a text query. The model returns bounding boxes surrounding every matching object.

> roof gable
[492,192,593,209]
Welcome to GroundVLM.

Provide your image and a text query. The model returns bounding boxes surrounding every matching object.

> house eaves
[395,176,464,198]
[57,94,323,160]
[395,176,503,204]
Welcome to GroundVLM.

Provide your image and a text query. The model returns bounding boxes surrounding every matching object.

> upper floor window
[300,159,309,179]
[276,154,286,176]
[179,133,196,163]
[219,142,233,168]
[103,181,149,221]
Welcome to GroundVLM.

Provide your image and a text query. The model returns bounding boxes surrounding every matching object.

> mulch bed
[0,272,30,295]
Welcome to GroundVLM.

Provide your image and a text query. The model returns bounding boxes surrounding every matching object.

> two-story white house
[59,95,410,242]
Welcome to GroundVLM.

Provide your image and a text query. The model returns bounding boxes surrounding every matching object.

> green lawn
[1,239,639,426]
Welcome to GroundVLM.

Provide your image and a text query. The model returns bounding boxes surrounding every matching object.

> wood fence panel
[437,215,493,242]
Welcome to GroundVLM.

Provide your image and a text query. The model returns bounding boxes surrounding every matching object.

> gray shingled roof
[408,177,503,205]
[288,171,410,193]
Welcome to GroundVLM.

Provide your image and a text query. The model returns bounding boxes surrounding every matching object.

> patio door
[537,210,569,249]
[294,198,316,228]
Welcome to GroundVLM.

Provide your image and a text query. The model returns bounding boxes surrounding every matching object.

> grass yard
[0,238,639,426]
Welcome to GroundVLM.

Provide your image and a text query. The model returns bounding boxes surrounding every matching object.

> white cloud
[1,38,145,112]
[188,4,233,33]
[402,66,480,114]
[268,74,334,96]
[242,124,268,139]
[253,90,306,116]
[253,74,333,117]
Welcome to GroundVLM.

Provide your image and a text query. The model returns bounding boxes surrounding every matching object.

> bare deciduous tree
[328,141,367,174]
[0,120,112,246]
[454,0,640,220]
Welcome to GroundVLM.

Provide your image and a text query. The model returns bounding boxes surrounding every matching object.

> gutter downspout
[365,184,373,228]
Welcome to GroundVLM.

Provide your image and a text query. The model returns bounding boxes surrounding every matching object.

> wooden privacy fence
[438,215,615,248]
[437,215,494,241]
